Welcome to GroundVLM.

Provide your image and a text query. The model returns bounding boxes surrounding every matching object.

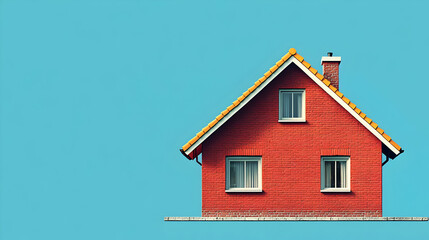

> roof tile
[208,119,218,128]
[370,122,378,129]
[202,126,210,133]
[183,142,191,150]
[276,59,285,66]
[336,91,344,98]
[294,54,304,62]
[309,67,318,75]
[243,90,251,98]
[322,79,331,86]
[270,65,279,73]
[282,53,292,61]
[189,135,199,145]
[249,85,257,92]
[316,73,324,80]
[329,85,338,92]
[264,71,271,78]
[376,127,384,134]
[302,61,311,69]
[288,48,296,55]
[342,96,350,104]
[354,107,361,114]
[383,133,392,142]
[349,102,356,109]
[359,112,366,118]
[197,131,204,138]
[390,140,401,150]
[364,117,372,124]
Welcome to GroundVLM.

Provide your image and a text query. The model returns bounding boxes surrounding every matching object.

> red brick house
[179,48,403,218]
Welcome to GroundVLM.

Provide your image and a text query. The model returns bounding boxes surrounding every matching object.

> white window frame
[321,156,351,192]
[279,89,306,122]
[225,156,262,192]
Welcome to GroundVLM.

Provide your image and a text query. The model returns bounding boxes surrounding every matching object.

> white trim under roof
[184,56,400,156]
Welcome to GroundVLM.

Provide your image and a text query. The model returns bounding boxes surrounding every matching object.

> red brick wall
[201,64,382,217]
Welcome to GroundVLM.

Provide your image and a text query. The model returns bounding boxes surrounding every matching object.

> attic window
[279,89,305,122]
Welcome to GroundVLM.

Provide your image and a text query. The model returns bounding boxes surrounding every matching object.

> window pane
[230,161,244,188]
[293,92,302,118]
[325,161,335,188]
[336,161,347,188]
[245,161,258,188]
[282,92,293,118]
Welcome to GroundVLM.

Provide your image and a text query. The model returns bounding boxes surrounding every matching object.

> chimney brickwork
[321,55,341,90]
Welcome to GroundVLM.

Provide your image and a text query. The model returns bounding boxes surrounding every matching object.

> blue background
[1,0,428,239]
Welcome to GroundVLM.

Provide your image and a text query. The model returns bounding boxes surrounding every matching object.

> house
[179,48,403,218]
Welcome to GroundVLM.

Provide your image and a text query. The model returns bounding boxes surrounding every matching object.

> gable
[204,63,382,154]
[180,48,402,160]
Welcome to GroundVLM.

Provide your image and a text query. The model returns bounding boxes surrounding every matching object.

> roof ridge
[181,48,402,156]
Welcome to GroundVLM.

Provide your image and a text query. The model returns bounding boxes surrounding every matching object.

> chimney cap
[321,54,341,64]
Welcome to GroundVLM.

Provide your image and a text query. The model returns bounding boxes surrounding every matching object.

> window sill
[321,188,351,193]
[225,188,263,193]
[278,119,306,123]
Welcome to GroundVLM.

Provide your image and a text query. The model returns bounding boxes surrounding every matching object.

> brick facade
[201,64,382,217]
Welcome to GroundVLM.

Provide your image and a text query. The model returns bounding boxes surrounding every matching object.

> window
[279,89,305,122]
[321,156,350,192]
[226,156,262,192]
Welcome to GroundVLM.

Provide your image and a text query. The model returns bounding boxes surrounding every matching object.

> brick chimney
[321,52,341,90]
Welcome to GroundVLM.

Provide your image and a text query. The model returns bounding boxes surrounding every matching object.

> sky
[1,0,428,239]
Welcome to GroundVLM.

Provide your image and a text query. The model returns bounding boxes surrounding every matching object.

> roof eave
[383,145,403,160]
[180,148,192,160]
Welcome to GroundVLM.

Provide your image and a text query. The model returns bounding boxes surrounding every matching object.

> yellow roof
[181,48,402,157]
